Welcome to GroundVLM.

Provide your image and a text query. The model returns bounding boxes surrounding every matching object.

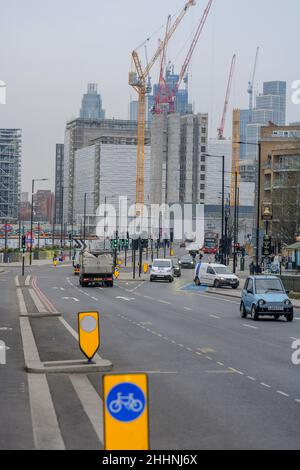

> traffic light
[132,238,140,251]
[21,235,26,252]
[141,238,148,249]
[110,239,118,250]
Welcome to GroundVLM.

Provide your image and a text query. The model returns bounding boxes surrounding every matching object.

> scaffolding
[0,129,21,221]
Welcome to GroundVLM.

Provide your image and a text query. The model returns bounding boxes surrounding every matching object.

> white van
[194,263,239,289]
[150,259,174,283]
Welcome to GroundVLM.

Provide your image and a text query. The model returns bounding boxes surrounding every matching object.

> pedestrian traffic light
[22,235,26,249]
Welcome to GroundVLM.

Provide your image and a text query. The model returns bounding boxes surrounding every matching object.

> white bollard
[0,340,6,365]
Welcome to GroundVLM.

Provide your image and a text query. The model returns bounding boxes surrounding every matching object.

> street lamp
[30,178,48,265]
[235,141,261,273]
[205,154,225,264]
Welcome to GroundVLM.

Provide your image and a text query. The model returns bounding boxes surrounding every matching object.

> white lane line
[28,374,65,450]
[69,375,103,446]
[217,362,225,367]
[91,297,98,301]
[247,376,256,381]
[62,297,79,302]
[228,368,244,375]
[143,296,154,300]
[195,352,202,356]
[295,399,300,404]
[25,275,31,287]
[210,315,221,319]
[29,289,48,313]
[115,296,135,302]
[158,300,171,305]
[277,391,290,398]
[184,307,192,311]
[243,324,258,330]
[206,356,213,361]
[15,276,20,287]
[186,347,193,352]
[260,383,271,389]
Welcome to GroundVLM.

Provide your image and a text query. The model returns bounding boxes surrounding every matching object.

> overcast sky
[0,0,299,194]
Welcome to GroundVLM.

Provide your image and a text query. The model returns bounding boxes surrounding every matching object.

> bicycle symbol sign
[106,383,146,422]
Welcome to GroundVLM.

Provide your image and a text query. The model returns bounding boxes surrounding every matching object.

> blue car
[240,276,294,322]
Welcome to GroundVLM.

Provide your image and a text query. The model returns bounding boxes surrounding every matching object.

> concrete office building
[206,138,232,206]
[63,118,142,224]
[80,83,105,120]
[54,144,64,226]
[33,190,54,224]
[73,137,151,232]
[0,129,21,221]
[150,112,208,206]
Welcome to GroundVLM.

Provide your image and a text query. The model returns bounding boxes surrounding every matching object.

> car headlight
[258,300,266,307]
[284,299,292,306]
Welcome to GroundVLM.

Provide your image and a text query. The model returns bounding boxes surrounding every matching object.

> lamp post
[235,141,261,273]
[30,178,48,265]
[205,154,225,263]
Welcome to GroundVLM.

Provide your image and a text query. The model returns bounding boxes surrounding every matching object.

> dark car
[172,259,182,277]
[179,255,196,269]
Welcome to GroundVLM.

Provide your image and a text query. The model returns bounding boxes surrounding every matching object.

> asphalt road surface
[1,262,300,450]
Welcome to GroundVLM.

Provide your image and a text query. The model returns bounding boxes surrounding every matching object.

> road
[1,261,300,450]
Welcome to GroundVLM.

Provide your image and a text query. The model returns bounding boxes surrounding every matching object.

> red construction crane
[169,0,214,113]
[155,15,172,114]
[218,54,236,140]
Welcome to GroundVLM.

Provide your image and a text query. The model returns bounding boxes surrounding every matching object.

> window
[200,175,205,181]
[201,165,206,172]
[207,266,215,275]
[200,193,205,200]
[247,278,253,293]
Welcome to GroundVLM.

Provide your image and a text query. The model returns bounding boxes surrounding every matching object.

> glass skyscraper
[263,81,286,125]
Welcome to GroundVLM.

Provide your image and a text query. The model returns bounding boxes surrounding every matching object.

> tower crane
[218,54,236,140]
[154,15,172,114]
[248,46,260,122]
[168,0,214,113]
[129,0,196,208]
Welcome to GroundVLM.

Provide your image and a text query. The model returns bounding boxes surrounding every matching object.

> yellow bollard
[143,263,148,274]
[53,260,58,268]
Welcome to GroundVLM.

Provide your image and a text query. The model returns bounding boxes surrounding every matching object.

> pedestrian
[249,261,255,275]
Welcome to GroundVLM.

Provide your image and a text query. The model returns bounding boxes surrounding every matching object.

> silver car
[150,259,174,283]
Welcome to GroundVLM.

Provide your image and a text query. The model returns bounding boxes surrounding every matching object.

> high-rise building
[150,113,208,206]
[80,83,105,120]
[54,144,64,226]
[63,118,145,223]
[129,100,138,122]
[33,190,54,224]
[0,129,21,221]
[73,135,151,232]
[263,81,286,125]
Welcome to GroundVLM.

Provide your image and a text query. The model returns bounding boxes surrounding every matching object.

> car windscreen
[255,278,284,294]
[181,256,193,262]
[153,261,172,268]
[214,267,232,275]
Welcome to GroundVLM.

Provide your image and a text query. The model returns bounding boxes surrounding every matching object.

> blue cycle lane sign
[103,374,149,450]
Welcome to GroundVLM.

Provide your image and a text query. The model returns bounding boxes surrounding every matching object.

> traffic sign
[262,235,272,257]
[103,374,149,450]
[78,312,100,361]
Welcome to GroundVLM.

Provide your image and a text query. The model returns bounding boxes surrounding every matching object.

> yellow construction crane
[129,0,196,210]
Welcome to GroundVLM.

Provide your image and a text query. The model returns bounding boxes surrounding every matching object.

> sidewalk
[0,259,72,268]
[207,286,300,310]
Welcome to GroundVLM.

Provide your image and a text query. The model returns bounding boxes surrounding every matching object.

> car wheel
[232,285,239,290]
[195,277,201,286]
[251,305,259,321]
[240,302,247,319]
[169,277,174,283]
[286,313,294,322]
[214,280,220,288]
[274,315,280,321]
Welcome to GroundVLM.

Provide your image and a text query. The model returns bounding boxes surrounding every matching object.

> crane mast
[248,46,260,122]
[218,54,236,140]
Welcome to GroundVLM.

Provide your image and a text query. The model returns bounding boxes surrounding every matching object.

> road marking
[0,327,12,331]
[143,296,154,300]
[91,297,98,301]
[158,300,171,305]
[25,275,31,287]
[290,337,300,341]
[247,376,256,381]
[217,362,225,367]
[15,276,20,287]
[295,399,300,404]
[29,289,48,313]
[62,297,79,302]
[70,375,103,445]
[115,296,135,302]
[210,315,221,319]
[195,352,202,356]
[184,307,192,311]
[260,383,271,389]
[277,391,289,397]
[28,374,65,450]
[228,368,244,375]
[206,356,213,361]
[243,324,258,330]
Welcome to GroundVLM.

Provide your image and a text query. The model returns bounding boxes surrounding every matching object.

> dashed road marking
[209,315,221,319]
[243,324,258,329]
[247,376,256,381]
[260,383,271,389]
[277,391,289,397]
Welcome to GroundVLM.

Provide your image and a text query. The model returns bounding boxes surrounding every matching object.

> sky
[0,0,300,194]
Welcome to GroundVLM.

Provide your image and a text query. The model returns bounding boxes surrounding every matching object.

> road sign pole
[133,249,136,280]
[22,254,25,277]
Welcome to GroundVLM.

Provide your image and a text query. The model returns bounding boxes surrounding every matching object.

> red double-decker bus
[203,232,219,255]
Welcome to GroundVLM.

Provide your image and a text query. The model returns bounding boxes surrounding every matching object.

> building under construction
[0,129,21,222]
[150,112,208,206]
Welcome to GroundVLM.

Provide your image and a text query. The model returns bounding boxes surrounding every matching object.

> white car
[150,259,174,283]
[194,263,239,289]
